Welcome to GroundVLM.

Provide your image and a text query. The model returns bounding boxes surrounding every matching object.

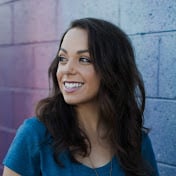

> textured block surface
[0,46,34,88]
[120,0,176,34]
[0,5,12,44]
[131,35,159,97]
[14,0,57,43]
[144,99,176,165]
[12,90,48,128]
[158,163,176,176]
[33,43,58,88]
[0,130,15,164]
[0,0,11,4]
[0,90,13,128]
[159,33,176,98]
[57,0,120,37]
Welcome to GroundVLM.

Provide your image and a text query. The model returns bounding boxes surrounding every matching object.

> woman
[3,18,159,176]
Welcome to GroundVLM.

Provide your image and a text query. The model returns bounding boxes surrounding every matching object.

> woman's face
[56,28,100,106]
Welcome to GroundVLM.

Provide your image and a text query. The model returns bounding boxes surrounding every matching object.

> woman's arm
[2,166,21,176]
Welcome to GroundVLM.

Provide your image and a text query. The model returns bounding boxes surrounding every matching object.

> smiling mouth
[64,82,84,89]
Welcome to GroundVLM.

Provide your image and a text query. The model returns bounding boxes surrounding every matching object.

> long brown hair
[36,18,151,175]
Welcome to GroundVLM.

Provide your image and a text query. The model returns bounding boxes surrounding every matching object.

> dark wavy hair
[36,18,151,175]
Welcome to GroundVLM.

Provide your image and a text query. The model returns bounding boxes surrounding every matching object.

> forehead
[60,28,88,50]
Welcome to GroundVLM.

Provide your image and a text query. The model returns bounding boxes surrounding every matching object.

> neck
[73,103,114,169]
[75,102,100,133]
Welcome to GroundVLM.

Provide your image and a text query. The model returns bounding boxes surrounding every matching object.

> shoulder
[15,117,50,143]
[18,117,47,134]
[16,117,52,148]
[19,116,46,131]
[5,117,51,159]
[3,117,51,176]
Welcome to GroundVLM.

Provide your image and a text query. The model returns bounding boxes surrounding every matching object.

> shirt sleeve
[3,117,46,176]
[141,133,160,176]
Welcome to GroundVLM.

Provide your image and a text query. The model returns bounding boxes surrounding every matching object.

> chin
[63,98,79,105]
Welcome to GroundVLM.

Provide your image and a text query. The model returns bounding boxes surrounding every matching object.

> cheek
[56,68,62,86]
[88,71,100,89]
[93,73,101,90]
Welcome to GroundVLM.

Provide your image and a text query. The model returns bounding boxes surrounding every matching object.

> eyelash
[57,56,92,64]
[79,57,92,63]
[58,56,68,63]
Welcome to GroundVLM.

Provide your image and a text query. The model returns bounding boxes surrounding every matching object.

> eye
[58,56,68,64]
[79,57,92,64]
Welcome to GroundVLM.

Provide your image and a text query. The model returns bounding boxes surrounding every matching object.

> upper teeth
[64,82,83,88]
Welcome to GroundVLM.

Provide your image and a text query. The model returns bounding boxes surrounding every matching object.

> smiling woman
[56,28,100,106]
[3,18,159,176]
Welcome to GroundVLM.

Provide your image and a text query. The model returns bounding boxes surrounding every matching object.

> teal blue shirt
[3,117,159,176]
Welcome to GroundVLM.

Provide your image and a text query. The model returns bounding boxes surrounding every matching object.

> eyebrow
[59,48,89,54]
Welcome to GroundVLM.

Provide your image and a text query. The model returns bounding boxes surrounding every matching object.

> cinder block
[11,91,33,129]
[159,33,176,98]
[0,130,15,164]
[158,163,176,176]
[0,44,56,89]
[0,166,3,176]
[57,0,120,38]
[30,69,49,89]
[120,0,176,34]
[14,0,57,43]
[0,0,11,4]
[34,43,58,70]
[0,46,35,88]
[33,43,58,89]
[0,90,13,128]
[12,90,48,128]
[131,34,159,97]
[0,5,12,44]
[144,98,176,165]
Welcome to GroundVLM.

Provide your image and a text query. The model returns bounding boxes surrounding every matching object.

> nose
[61,59,77,74]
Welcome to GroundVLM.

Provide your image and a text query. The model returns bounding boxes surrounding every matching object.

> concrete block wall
[0,0,58,173]
[0,0,175,175]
